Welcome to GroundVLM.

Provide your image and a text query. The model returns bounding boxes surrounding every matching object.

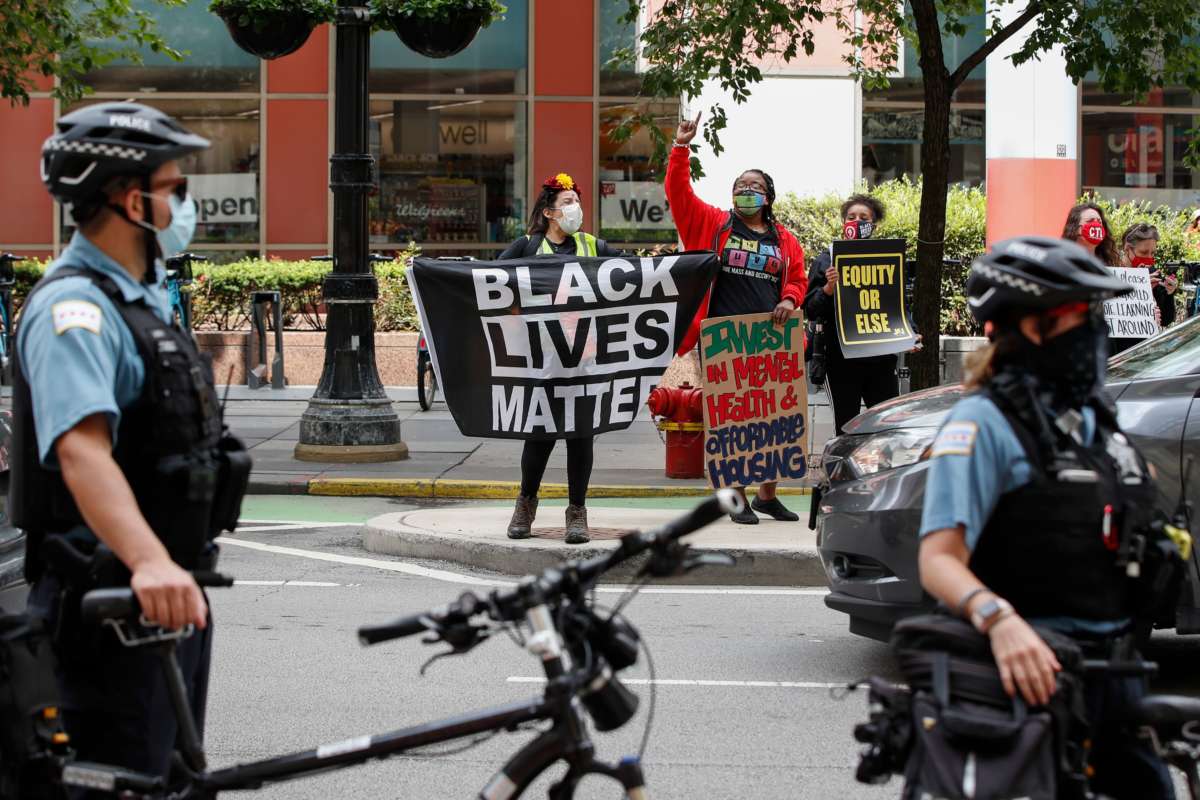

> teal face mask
[733,190,766,217]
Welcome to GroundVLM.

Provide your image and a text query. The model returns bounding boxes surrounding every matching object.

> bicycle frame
[65,602,648,800]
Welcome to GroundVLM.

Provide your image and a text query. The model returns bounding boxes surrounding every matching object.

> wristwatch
[971,597,1014,634]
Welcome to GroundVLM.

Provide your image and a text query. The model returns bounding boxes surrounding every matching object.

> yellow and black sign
[831,237,916,358]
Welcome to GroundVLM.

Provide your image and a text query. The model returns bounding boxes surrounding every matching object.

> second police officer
[917,236,1174,799]
[13,102,249,788]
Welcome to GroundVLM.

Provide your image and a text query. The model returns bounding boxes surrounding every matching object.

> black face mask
[1019,318,1107,409]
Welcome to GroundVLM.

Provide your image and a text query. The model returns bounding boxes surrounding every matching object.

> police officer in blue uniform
[12,102,248,790]
[917,236,1173,799]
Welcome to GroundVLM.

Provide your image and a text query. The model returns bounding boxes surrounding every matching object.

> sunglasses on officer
[147,176,189,202]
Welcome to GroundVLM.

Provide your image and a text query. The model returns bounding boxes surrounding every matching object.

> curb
[305,477,813,500]
[362,515,826,587]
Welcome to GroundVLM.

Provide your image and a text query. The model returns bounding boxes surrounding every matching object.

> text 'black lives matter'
[409,252,720,440]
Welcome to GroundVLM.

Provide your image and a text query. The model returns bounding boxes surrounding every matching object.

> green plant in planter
[371,0,506,27]
[210,0,336,30]
[372,0,506,59]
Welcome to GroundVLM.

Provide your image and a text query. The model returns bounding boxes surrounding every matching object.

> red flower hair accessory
[542,172,578,195]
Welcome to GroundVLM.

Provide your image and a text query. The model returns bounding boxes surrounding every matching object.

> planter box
[197,331,420,386]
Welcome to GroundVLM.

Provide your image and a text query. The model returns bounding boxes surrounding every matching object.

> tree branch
[949,1,1042,91]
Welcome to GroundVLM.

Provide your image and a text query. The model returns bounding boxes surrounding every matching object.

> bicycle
[0,253,24,384]
[48,491,743,798]
[164,252,207,337]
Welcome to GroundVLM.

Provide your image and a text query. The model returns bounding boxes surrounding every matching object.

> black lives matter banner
[831,238,917,358]
[409,253,719,440]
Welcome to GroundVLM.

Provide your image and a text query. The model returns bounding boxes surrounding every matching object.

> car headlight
[847,428,938,477]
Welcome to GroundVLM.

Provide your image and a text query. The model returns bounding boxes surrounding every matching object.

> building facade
[1,0,1197,263]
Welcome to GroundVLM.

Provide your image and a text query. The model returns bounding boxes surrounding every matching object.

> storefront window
[369,7,528,94]
[600,0,644,96]
[598,102,677,245]
[1081,110,1200,208]
[82,1,260,93]
[862,108,985,187]
[367,100,525,249]
[60,99,262,247]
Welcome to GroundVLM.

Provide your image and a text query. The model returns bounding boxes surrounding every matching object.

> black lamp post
[292,0,406,462]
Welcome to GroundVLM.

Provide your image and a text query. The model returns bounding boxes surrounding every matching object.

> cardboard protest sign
[1102,267,1159,339]
[830,238,917,358]
[699,313,808,488]
[409,252,719,440]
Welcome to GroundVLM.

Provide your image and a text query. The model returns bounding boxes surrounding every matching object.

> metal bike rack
[247,290,285,390]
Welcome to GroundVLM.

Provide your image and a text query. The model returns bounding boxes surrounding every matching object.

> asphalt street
[199,496,1200,799]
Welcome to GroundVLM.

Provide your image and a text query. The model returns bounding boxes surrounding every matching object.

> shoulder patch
[51,300,103,335]
[930,420,978,458]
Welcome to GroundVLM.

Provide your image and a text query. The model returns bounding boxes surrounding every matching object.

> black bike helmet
[40,102,209,206]
[966,235,1131,324]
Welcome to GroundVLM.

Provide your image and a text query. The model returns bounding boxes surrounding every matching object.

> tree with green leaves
[1,1,184,106]
[614,0,1200,389]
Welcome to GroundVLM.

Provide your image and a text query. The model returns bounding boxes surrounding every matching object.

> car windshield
[1107,315,1200,381]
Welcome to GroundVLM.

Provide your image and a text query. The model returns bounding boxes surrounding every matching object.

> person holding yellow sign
[803,194,902,434]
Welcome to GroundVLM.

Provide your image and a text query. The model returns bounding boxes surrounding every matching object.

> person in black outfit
[803,194,901,434]
[1119,222,1177,331]
[499,173,620,545]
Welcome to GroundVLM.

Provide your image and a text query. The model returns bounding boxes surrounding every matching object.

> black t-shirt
[707,217,784,317]
[497,234,619,259]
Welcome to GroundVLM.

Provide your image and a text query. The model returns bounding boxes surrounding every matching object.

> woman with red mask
[668,112,808,525]
[1120,222,1174,335]
[1062,202,1120,267]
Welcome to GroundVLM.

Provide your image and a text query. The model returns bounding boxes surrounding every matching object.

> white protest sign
[188,173,259,224]
[600,181,674,231]
[1102,267,1159,339]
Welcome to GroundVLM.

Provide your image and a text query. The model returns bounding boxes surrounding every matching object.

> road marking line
[234,580,342,587]
[216,537,829,596]
[507,677,847,689]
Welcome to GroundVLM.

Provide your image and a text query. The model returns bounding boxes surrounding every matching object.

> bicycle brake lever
[417,623,490,676]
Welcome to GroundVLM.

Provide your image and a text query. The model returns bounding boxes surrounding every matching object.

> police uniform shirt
[18,232,171,468]
[918,393,1126,635]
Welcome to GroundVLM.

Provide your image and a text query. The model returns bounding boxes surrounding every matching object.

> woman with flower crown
[498,173,621,544]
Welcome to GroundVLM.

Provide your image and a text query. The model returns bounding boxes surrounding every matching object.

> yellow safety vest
[539,232,598,257]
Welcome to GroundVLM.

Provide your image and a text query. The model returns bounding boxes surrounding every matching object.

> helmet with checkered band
[40,102,209,208]
[965,235,1132,325]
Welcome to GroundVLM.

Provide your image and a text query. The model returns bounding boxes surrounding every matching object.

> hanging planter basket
[387,10,487,59]
[217,9,316,60]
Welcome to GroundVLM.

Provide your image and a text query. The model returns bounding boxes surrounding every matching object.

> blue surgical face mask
[138,191,197,260]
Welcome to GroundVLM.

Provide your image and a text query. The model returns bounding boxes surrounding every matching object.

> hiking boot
[730,506,759,525]
[565,504,590,544]
[751,496,799,522]
[507,495,538,539]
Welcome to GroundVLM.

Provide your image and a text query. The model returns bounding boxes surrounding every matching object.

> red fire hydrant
[647,382,706,479]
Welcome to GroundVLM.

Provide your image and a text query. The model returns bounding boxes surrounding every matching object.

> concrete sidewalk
[226,385,837,498]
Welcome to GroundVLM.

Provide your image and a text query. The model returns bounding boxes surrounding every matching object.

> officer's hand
[772,298,795,325]
[822,266,838,296]
[988,614,1060,707]
[131,560,208,631]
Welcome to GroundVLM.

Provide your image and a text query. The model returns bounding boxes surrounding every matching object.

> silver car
[816,315,1200,641]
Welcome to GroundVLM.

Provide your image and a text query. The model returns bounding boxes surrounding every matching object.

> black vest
[968,373,1157,623]
[10,267,225,582]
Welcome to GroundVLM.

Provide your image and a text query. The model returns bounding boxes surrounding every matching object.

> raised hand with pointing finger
[674,111,702,146]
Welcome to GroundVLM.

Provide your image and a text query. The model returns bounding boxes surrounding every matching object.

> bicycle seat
[81,587,138,624]
[1131,695,1200,727]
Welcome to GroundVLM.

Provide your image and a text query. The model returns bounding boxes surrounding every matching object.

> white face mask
[556,203,584,235]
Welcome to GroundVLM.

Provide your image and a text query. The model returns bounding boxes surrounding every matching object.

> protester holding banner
[1120,222,1175,329]
[499,173,620,261]
[802,194,903,434]
[668,112,808,525]
[498,173,621,545]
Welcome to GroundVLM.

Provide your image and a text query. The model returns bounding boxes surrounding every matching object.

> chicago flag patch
[930,420,978,458]
[52,300,103,335]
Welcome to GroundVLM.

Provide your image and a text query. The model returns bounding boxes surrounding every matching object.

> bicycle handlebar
[1080,658,1159,677]
[357,490,744,647]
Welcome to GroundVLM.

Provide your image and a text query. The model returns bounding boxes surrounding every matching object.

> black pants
[28,574,213,799]
[825,354,899,434]
[520,437,594,506]
[1084,670,1175,799]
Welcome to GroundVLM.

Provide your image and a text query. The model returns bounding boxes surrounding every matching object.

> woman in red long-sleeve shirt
[666,112,808,525]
